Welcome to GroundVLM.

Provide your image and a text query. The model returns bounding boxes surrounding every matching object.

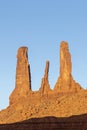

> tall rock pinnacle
[39,61,51,94]
[60,42,72,79]
[54,41,82,93]
[10,47,31,104]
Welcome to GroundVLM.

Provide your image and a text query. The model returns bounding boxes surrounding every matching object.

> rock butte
[0,41,85,124]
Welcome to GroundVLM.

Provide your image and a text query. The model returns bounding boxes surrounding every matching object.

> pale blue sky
[0,0,87,110]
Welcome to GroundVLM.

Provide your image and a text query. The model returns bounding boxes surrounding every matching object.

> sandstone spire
[10,47,31,104]
[39,61,51,94]
[54,41,82,93]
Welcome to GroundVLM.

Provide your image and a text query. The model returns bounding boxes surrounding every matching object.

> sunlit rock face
[54,41,82,93]
[9,47,31,105]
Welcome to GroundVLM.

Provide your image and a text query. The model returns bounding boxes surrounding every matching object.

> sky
[0,0,87,110]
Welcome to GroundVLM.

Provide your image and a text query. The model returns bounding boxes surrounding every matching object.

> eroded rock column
[39,61,51,94]
[10,47,31,104]
[54,41,82,93]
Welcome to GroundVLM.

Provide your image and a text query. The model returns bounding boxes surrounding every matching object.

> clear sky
[0,0,87,110]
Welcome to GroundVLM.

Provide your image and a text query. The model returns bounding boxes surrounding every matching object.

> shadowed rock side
[1,115,87,130]
[39,61,51,94]
[54,41,82,93]
[10,47,31,105]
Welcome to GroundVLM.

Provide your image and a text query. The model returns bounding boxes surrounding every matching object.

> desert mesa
[0,41,87,124]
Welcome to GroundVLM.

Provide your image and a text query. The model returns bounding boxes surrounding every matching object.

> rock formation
[54,41,82,93]
[39,61,51,94]
[0,41,86,125]
[9,47,31,105]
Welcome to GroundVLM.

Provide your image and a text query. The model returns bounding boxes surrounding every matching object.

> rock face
[39,61,51,94]
[54,41,82,93]
[10,47,31,105]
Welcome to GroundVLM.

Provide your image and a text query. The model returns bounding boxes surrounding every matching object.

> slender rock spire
[44,61,49,79]
[54,41,82,93]
[39,61,51,94]
[10,47,31,105]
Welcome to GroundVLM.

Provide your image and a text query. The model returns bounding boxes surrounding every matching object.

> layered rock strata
[54,41,82,93]
[10,47,31,105]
